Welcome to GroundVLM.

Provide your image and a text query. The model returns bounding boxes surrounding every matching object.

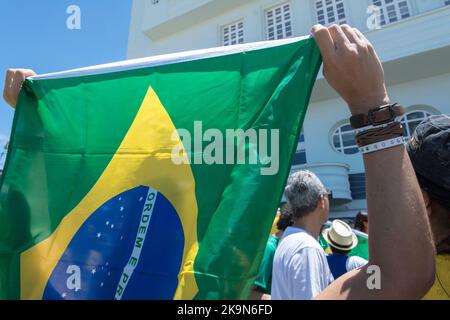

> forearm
[318,97,435,300]
[318,141,435,300]
[312,23,437,300]
[363,145,435,298]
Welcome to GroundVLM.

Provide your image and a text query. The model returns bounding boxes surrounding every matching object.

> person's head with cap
[284,170,330,238]
[406,114,450,254]
[322,220,358,256]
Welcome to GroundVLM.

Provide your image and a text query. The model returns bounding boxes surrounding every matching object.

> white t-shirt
[271,227,334,300]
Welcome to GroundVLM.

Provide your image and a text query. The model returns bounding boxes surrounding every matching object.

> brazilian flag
[0,36,321,300]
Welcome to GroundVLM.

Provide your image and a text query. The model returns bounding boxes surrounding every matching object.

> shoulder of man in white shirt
[280,227,323,250]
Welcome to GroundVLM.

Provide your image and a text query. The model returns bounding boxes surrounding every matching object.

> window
[265,3,293,40]
[315,0,347,25]
[331,109,434,155]
[372,0,411,26]
[222,21,244,46]
[293,132,307,165]
[332,124,358,155]
[400,110,433,141]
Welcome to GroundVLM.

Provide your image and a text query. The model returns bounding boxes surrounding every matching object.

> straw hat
[322,219,358,251]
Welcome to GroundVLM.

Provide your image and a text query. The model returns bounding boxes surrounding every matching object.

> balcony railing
[290,162,352,204]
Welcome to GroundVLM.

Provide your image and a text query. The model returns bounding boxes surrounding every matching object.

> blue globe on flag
[42,186,185,300]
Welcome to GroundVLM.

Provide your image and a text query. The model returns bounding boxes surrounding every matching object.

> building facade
[128,0,450,220]
[0,142,7,175]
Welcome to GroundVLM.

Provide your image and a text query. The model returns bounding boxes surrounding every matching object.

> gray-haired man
[271,170,334,300]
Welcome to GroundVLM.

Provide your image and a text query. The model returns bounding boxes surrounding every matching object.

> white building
[128,0,450,221]
[0,141,7,174]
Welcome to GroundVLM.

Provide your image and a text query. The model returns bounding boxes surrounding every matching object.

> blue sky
[0,0,132,163]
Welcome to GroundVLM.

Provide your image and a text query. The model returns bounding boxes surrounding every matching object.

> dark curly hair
[276,206,294,231]
[354,211,368,233]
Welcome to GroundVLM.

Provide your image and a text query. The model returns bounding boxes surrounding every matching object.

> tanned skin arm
[312,24,435,299]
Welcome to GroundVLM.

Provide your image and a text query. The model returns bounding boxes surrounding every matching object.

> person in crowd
[406,115,450,300]
[271,170,334,300]
[3,23,436,300]
[323,219,368,280]
[249,207,293,300]
[269,207,282,236]
[354,211,368,234]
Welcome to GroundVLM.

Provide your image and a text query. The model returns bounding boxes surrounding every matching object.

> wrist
[348,95,391,116]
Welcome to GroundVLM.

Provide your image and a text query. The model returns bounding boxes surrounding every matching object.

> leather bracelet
[350,103,405,129]
[355,122,404,147]
[355,121,397,134]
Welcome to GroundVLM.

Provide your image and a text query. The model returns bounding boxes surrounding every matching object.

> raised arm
[312,24,435,299]
[3,69,36,108]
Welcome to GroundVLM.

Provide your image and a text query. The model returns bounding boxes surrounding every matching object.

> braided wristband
[355,121,404,147]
